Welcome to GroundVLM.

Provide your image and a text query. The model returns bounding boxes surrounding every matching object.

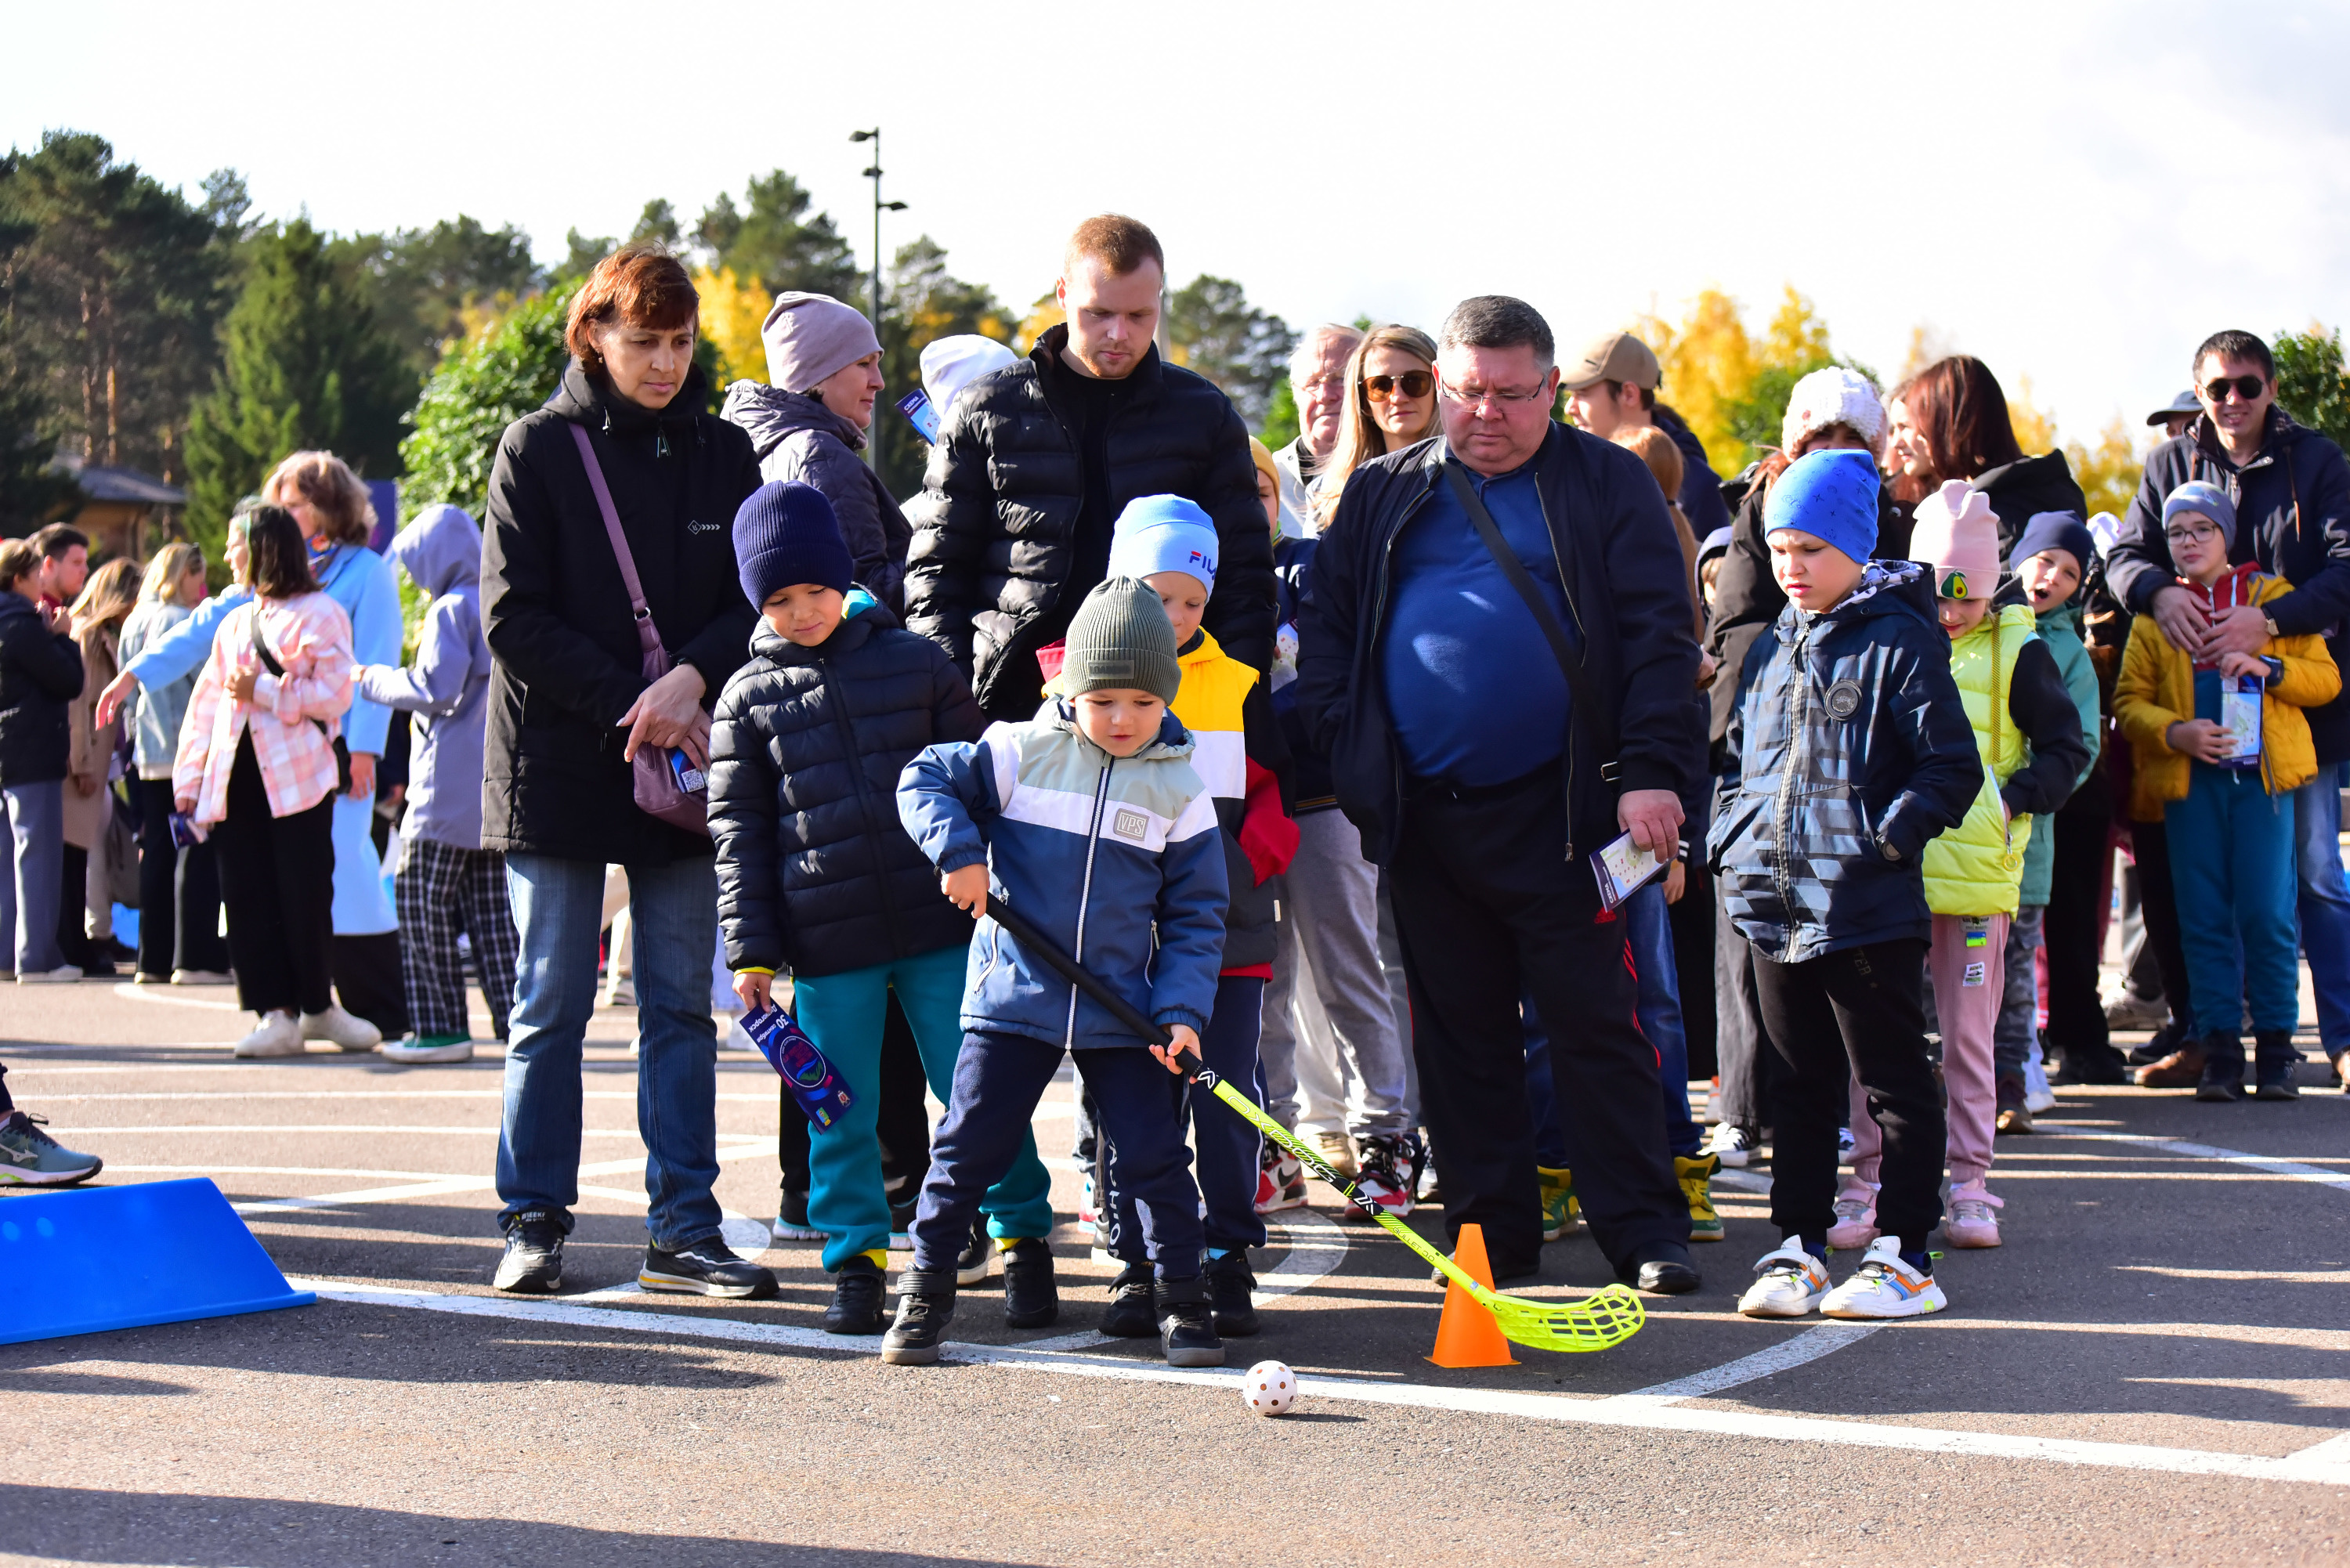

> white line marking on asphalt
[2053,1132,2350,1193]
[1598,1323,1882,1408]
[2117,1265,2350,1284]
[285,1280,2350,1489]
[45,1089,782,1103]
[107,982,244,1010]
[229,1143,772,1214]
[65,1125,675,1136]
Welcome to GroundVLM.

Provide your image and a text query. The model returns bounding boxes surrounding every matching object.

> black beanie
[734,481,854,609]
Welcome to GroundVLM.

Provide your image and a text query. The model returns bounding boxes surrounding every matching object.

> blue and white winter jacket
[897,699,1229,1050]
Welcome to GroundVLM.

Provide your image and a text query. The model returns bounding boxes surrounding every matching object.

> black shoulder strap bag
[1440,453,1622,773]
[249,606,354,794]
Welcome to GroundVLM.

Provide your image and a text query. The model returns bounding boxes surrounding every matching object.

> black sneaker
[1155,1277,1224,1367]
[2053,1040,2129,1085]
[956,1216,995,1286]
[822,1255,886,1334]
[1203,1250,1259,1337]
[1099,1263,1159,1338]
[1622,1242,1701,1295]
[880,1268,956,1364]
[640,1239,779,1299]
[1001,1237,1060,1329]
[494,1210,565,1294]
[2195,1034,2248,1103]
[2252,1030,2302,1100]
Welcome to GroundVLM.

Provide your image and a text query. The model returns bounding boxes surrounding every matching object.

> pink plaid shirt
[173,591,356,824]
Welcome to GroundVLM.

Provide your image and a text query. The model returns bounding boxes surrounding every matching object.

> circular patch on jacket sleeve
[1824,677,1864,720]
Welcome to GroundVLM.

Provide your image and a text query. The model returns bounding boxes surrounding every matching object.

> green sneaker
[0,1111,104,1187]
[382,1033,475,1064]
[1676,1151,1725,1242]
[1538,1165,1579,1241]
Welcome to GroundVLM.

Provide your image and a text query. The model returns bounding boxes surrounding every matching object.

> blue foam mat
[0,1178,315,1346]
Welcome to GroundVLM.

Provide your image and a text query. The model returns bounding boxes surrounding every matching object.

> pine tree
[183,217,414,556]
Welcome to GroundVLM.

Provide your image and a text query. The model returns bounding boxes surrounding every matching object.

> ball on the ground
[1242,1359,1299,1416]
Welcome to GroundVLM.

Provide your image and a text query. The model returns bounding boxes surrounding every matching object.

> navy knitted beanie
[734,481,854,609]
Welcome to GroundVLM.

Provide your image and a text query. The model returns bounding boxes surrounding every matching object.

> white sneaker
[234,1010,305,1058]
[16,965,83,985]
[1702,1122,1759,1168]
[1738,1241,1830,1317]
[1826,1188,1881,1251]
[381,1035,474,1064]
[300,1005,382,1053]
[1822,1236,1947,1319]
[172,968,234,985]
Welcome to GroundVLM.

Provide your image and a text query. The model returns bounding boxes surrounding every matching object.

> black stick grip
[981,894,1185,1057]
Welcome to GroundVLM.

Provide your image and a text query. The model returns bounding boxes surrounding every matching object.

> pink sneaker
[1826,1187,1880,1250]
[1944,1180,2004,1248]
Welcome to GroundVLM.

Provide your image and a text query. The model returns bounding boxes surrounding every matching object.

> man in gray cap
[2146,389,2200,440]
[1560,330,1731,538]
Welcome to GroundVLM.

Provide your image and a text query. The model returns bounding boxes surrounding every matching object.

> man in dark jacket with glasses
[1295,294,1707,1292]
[2106,328,2350,1089]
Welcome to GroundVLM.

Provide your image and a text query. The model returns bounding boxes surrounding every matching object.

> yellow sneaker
[1675,1151,1724,1241]
[1538,1165,1579,1241]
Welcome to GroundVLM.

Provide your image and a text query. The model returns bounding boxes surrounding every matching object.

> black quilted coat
[707,598,985,978]
[901,323,1274,721]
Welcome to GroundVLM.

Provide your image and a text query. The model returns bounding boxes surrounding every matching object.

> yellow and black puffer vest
[1922,603,2037,918]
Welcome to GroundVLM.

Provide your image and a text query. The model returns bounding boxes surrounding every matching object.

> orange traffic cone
[1426,1222,1517,1368]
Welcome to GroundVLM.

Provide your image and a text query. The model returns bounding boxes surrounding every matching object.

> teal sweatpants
[794,942,1054,1269]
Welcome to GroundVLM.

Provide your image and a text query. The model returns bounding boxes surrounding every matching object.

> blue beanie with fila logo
[1107,494,1219,596]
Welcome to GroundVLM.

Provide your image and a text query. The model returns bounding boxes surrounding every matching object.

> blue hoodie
[897,700,1228,1050]
[357,505,493,850]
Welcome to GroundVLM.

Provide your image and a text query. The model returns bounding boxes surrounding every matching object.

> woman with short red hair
[479,244,772,1299]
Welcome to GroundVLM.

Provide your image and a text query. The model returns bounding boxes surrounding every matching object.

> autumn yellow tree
[1624,285,1842,475]
[692,266,772,388]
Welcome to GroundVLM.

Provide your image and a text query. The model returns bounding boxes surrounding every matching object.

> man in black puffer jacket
[902,215,1273,722]
[709,482,1056,1335]
[1,544,86,980]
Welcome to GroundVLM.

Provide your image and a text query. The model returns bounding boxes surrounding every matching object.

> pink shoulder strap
[569,421,664,666]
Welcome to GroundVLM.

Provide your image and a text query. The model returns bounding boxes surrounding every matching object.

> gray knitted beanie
[1061,577,1180,706]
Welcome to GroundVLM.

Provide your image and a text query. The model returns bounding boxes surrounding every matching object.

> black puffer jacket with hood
[902,324,1273,721]
[720,383,913,614]
[0,589,85,786]
[707,594,984,978]
[480,359,762,865]
[1708,561,1981,963]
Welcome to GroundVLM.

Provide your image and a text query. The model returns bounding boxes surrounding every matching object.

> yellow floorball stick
[981,896,1643,1353]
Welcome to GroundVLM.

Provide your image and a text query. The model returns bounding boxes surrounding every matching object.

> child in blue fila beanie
[1708,449,1981,1322]
[708,481,1054,1337]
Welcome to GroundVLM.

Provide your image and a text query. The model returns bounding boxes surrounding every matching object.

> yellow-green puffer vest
[1922,603,2038,917]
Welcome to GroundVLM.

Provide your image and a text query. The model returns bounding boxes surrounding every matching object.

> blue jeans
[2166,765,2299,1039]
[914,1031,1205,1281]
[1108,974,1268,1261]
[497,853,724,1250]
[2293,765,2350,1057]
[795,944,1053,1269]
[1527,881,1701,1165]
[3,780,65,974]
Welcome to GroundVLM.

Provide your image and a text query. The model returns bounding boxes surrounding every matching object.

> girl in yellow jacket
[2113,481,2339,1101]
[1840,483,2088,1255]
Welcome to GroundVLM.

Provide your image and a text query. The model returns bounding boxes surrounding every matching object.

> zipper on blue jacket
[1065,756,1114,1049]
[815,652,905,954]
[1773,618,1813,942]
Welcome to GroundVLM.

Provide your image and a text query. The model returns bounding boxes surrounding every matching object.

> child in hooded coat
[355,504,516,1063]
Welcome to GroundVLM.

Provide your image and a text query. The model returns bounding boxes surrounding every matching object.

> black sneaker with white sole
[956,1216,995,1286]
[823,1255,887,1334]
[639,1239,779,1298]
[494,1210,566,1294]
[880,1268,957,1364]
[1155,1277,1224,1367]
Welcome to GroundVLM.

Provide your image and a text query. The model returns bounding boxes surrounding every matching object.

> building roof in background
[49,453,186,507]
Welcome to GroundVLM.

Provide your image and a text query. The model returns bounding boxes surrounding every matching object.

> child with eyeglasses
[2113,480,2339,1100]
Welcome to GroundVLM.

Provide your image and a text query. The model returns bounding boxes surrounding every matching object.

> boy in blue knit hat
[709,480,1055,1338]
[1708,450,1981,1321]
[1079,497,1296,1342]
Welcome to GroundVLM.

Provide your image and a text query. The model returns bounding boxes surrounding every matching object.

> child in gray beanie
[886,577,1233,1369]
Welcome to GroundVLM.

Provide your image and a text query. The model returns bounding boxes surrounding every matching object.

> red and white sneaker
[1255,1144,1307,1214]
[1343,1133,1421,1221]
[1076,1172,1099,1229]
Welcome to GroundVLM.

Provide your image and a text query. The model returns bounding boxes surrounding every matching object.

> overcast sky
[13,0,2349,443]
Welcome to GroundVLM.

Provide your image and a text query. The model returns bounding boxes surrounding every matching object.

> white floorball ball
[1243,1359,1299,1416]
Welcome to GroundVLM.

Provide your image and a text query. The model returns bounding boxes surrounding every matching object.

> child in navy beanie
[1708,446,1982,1321]
[707,478,1054,1338]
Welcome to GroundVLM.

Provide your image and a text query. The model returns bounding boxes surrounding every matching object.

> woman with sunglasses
[1883,356,2085,565]
[1311,325,1441,532]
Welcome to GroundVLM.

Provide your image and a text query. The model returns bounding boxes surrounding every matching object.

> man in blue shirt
[1296,296,1704,1292]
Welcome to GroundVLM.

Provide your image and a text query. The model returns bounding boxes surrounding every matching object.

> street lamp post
[849,128,907,471]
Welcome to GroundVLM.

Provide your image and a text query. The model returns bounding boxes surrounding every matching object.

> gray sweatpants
[1260,808,1412,1138]
[5,780,67,974]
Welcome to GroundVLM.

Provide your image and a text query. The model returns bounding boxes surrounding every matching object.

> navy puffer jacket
[1707,562,1982,963]
[709,594,985,978]
[0,589,85,786]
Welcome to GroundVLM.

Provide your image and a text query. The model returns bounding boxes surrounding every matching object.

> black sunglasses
[1365,370,1434,403]
[2204,374,2267,403]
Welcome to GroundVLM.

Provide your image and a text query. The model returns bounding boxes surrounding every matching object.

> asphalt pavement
[3,972,2347,1567]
